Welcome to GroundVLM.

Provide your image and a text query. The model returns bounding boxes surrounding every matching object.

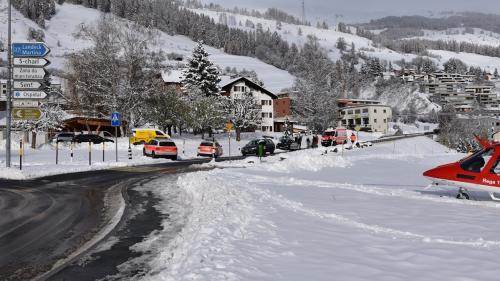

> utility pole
[6,0,12,167]
[301,0,305,24]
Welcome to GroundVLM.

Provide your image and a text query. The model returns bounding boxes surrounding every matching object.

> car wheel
[151,151,157,159]
[171,155,178,161]
[143,148,147,156]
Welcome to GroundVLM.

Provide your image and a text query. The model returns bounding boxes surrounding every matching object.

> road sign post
[7,41,51,167]
[6,0,12,167]
[111,112,120,162]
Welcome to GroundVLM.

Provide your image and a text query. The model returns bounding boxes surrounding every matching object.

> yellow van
[130,129,170,145]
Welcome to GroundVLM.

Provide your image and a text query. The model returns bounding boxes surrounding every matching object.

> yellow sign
[355,125,361,132]
[12,107,42,120]
[226,122,234,131]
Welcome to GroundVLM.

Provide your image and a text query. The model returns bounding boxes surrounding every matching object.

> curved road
[0,158,240,281]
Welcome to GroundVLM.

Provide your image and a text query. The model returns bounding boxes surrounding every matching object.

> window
[362,109,368,113]
[269,113,273,118]
[383,109,387,113]
[347,110,353,114]
[383,119,387,123]
[374,119,377,123]
[341,111,346,115]
[460,148,494,173]
[490,158,500,174]
[374,109,377,113]
[355,109,361,114]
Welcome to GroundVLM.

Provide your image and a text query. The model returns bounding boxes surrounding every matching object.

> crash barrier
[370,132,435,144]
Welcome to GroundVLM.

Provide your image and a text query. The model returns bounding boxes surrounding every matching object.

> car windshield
[159,142,175,147]
[249,140,258,145]
[324,131,334,136]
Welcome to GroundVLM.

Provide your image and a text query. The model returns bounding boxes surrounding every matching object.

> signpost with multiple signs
[11,42,50,121]
[5,41,51,167]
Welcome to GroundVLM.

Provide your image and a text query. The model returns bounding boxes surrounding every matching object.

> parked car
[131,128,169,145]
[74,134,114,144]
[241,139,275,156]
[143,139,178,160]
[197,140,223,158]
[51,132,75,143]
[277,135,295,150]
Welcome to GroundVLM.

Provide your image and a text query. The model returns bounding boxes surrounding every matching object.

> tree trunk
[236,127,242,142]
[167,125,172,136]
[208,127,213,138]
[31,131,37,149]
[179,126,182,136]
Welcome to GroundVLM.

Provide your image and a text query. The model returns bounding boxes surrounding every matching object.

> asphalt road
[0,157,235,281]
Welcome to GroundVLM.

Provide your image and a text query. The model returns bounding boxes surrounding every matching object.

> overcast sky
[200,0,500,23]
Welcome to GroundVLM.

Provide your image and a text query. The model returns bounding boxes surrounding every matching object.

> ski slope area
[190,7,500,74]
[122,136,500,281]
[410,28,500,47]
[0,0,295,93]
[188,8,416,64]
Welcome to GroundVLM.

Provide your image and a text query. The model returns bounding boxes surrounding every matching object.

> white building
[339,105,392,134]
[220,77,277,132]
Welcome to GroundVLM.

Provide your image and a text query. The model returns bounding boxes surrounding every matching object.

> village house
[220,77,277,132]
[273,91,297,132]
[336,99,392,134]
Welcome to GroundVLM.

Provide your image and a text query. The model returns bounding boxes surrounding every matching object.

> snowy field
[119,136,500,281]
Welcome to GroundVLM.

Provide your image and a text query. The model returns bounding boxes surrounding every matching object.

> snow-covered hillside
[0,1,294,93]
[188,7,418,64]
[411,28,500,47]
[190,7,500,74]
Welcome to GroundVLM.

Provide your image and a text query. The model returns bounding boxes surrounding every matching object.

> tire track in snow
[243,175,500,210]
[243,179,500,249]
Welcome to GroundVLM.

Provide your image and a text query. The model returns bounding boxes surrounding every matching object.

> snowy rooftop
[161,70,184,84]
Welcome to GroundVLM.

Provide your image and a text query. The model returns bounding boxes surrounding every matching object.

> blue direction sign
[12,42,50,57]
[111,112,120,127]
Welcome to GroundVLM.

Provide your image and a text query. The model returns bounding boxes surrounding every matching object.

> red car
[197,141,223,158]
[143,139,177,160]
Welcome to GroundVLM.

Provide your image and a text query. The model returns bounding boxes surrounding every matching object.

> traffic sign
[355,125,361,132]
[12,42,50,57]
[12,108,42,120]
[226,122,234,131]
[13,57,50,67]
[12,100,40,108]
[13,90,47,99]
[111,112,120,127]
[13,67,48,80]
[13,81,43,90]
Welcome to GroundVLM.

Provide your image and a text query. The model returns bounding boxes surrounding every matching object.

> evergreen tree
[182,41,221,97]
[182,41,225,138]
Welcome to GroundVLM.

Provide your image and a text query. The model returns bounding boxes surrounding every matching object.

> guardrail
[370,132,435,144]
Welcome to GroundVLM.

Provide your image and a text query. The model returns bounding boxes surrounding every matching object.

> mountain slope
[0,0,295,93]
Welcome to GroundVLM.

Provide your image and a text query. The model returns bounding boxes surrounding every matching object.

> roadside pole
[56,140,58,165]
[70,142,74,162]
[102,141,105,162]
[19,139,22,170]
[228,130,231,157]
[88,142,91,165]
[6,0,12,167]
[111,112,120,162]
[115,126,118,162]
